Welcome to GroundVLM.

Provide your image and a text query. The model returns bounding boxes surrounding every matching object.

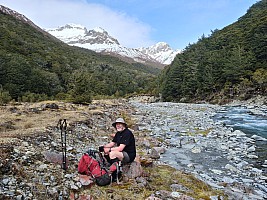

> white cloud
[0,0,154,48]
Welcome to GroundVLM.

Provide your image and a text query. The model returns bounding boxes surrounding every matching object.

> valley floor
[1,97,266,199]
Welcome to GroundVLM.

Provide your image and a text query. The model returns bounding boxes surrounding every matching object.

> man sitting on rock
[99,118,136,165]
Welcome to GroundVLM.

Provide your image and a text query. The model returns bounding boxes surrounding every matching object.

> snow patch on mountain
[46,24,180,65]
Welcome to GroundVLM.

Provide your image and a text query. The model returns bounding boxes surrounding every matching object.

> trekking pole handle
[58,119,67,132]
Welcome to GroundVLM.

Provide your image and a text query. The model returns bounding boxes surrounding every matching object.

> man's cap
[112,118,127,128]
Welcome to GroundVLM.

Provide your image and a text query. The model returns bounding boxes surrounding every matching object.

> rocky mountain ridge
[0,5,48,35]
[46,24,180,65]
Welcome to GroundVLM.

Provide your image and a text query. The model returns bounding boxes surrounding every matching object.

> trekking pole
[58,119,67,171]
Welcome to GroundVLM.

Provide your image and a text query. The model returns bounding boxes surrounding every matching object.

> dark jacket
[112,128,136,162]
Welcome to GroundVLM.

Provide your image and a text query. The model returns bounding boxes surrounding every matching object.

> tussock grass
[0,100,110,144]
[146,165,225,199]
[119,111,136,129]
[188,128,213,137]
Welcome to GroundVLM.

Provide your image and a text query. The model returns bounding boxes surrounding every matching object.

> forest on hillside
[0,9,159,104]
[1,1,266,105]
[158,0,267,103]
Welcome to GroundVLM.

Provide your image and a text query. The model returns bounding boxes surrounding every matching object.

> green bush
[21,92,49,102]
[69,93,92,104]
[55,92,71,101]
[0,86,12,105]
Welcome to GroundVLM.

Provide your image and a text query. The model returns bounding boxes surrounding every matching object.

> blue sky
[0,0,259,50]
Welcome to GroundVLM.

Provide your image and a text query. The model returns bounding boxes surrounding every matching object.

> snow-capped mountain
[46,24,180,66]
[47,24,120,47]
[138,42,180,65]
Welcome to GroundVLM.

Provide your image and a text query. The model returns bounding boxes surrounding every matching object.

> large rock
[150,147,166,159]
[150,148,160,159]
[43,151,69,167]
[122,161,143,179]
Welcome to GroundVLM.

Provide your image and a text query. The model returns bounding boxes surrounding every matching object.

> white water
[213,106,267,138]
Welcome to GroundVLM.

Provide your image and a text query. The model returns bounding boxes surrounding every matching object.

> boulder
[150,148,160,159]
[150,146,166,159]
[122,161,143,179]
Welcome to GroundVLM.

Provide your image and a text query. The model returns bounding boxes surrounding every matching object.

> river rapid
[213,105,267,170]
[213,106,267,138]
[129,97,267,199]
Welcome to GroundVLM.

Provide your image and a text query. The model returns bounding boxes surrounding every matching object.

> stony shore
[129,95,267,200]
[0,96,266,199]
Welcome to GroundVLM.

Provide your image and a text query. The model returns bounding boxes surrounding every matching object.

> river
[213,105,267,170]
[213,106,267,138]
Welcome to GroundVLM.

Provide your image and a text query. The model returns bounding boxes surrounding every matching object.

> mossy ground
[76,164,226,199]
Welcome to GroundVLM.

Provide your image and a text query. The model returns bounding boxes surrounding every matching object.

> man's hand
[104,147,111,154]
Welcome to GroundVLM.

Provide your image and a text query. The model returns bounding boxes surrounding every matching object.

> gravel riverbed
[129,97,267,200]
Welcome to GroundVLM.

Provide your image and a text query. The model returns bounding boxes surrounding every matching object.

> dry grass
[0,100,111,145]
